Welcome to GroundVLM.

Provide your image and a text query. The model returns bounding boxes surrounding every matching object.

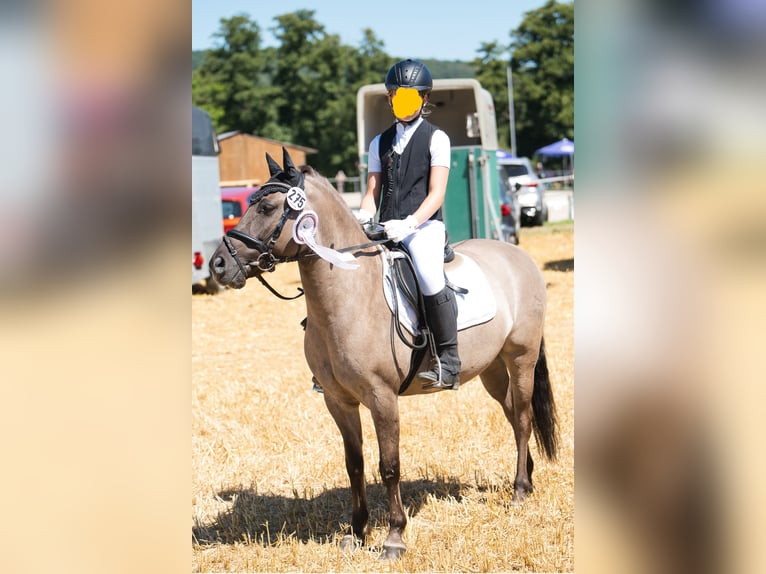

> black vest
[378,119,443,222]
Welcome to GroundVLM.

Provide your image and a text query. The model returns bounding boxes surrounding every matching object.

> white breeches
[401,219,446,296]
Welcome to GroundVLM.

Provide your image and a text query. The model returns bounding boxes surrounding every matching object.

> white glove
[383,215,419,243]
[356,209,374,225]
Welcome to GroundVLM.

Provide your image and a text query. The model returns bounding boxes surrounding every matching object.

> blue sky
[192,0,556,61]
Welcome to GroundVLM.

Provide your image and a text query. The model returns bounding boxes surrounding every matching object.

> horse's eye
[258,202,277,216]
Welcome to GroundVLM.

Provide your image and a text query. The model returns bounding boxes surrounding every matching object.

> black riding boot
[418,286,461,390]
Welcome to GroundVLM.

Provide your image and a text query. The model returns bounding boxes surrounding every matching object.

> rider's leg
[402,221,461,390]
[417,286,461,389]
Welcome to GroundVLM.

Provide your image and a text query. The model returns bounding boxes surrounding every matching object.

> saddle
[388,245,464,326]
[365,223,460,327]
[367,225,496,394]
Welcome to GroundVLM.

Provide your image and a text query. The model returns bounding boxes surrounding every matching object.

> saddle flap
[381,249,497,335]
[390,251,420,312]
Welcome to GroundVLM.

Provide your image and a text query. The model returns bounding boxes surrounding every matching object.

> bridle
[222,180,309,299]
[222,179,386,300]
[224,182,299,270]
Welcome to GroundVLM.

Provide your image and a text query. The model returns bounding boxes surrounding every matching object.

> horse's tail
[532,337,559,461]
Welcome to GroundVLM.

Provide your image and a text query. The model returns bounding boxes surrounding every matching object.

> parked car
[498,174,520,245]
[221,186,259,234]
[498,157,548,226]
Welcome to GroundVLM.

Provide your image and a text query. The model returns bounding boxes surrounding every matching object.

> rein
[224,232,387,300]
[224,178,388,300]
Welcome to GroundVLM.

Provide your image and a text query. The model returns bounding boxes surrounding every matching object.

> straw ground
[192,222,574,572]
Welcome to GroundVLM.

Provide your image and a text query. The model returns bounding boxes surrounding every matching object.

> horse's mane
[300,165,357,219]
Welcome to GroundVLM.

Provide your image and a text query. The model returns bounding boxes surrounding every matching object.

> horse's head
[210,148,314,289]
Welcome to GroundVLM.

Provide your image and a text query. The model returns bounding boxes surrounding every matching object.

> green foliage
[421,59,474,79]
[193,11,393,176]
[510,0,574,157]
[192,50,205,70]
[191,3,573,175]
[192,14,283,139]
[473,42,512,152]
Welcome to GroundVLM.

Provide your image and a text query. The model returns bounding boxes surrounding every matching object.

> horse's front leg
[370,392,407,560]
[323,393,369,549]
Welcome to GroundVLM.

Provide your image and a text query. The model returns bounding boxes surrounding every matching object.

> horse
[209,148,558,560]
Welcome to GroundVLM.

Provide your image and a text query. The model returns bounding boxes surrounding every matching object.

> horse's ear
[282,147,304,187]
[282,147,297,174]
[265,153,282,177]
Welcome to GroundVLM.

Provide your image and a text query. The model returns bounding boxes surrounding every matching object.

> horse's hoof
[340,534,362,553]
[380,543,406,560]
[512,486,532,504]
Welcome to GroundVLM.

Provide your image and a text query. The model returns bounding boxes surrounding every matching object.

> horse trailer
[356,78,504,243]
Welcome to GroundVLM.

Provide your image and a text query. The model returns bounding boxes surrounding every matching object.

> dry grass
[192,223,573,572]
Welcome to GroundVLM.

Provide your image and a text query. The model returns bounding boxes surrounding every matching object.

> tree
[509,1,574,157]
[192,14,284,139]
[191,11,395,176]
[473,42,512,152]
[356,28,392,87]
[270,12,392,176]
[269,10,351,175]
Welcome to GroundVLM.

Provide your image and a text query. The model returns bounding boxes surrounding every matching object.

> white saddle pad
[381,249,497,335]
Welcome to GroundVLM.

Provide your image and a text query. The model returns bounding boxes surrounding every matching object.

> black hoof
[380,544,406,560]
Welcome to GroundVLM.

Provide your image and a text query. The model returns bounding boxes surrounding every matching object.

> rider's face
[388,87,426,122]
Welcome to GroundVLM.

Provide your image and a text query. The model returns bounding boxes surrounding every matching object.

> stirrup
[418,367,460,391]
[312,376,324,394]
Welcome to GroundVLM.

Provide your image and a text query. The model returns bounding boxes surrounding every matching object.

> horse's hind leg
[508,350,540,500]
[480,355,535,500]
[323,393,369,549]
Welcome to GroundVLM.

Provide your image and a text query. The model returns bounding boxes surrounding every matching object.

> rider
[357,59,461,390]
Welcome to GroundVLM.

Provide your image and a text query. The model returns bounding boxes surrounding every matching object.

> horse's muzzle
[209,249,248,289]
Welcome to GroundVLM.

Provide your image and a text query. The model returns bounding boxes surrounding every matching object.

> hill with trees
[192,1,573,175]
[192,52,473,79]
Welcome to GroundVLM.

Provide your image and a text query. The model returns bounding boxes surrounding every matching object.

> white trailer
[192,106,223,292]
[356,78,504,243]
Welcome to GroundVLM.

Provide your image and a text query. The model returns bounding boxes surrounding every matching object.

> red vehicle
[221,186,259,234]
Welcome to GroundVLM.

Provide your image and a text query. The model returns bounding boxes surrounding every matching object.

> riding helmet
[384,59,433,93]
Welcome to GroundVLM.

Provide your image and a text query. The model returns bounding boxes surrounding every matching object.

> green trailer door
[443,146,499,243]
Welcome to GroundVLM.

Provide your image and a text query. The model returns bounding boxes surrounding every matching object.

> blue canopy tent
[535,138,574,175]
[535,138,574,157]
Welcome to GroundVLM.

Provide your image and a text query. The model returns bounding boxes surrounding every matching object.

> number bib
[286,187,307,211]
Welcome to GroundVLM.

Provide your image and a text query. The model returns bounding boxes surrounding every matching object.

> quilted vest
[378,119,443,222]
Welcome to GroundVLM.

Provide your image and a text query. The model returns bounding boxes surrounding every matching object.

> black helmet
[384,59,433,92]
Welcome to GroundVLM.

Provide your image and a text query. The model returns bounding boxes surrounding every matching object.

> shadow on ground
[193,477,465,546]
[544,258,574,272]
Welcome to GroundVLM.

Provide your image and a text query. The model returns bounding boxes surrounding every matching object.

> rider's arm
[359,135,383,216]
[411,166,448,225]
[411,129,450,225]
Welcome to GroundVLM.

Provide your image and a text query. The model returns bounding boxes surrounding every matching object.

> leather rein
[222,181,386,300]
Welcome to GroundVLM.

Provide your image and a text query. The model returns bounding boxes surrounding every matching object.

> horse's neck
[297,220,381,320]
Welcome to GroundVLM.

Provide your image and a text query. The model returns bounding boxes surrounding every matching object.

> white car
[498,157,548,226]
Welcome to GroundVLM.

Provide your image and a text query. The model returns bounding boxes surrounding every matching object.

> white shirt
[367,117,451,173]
